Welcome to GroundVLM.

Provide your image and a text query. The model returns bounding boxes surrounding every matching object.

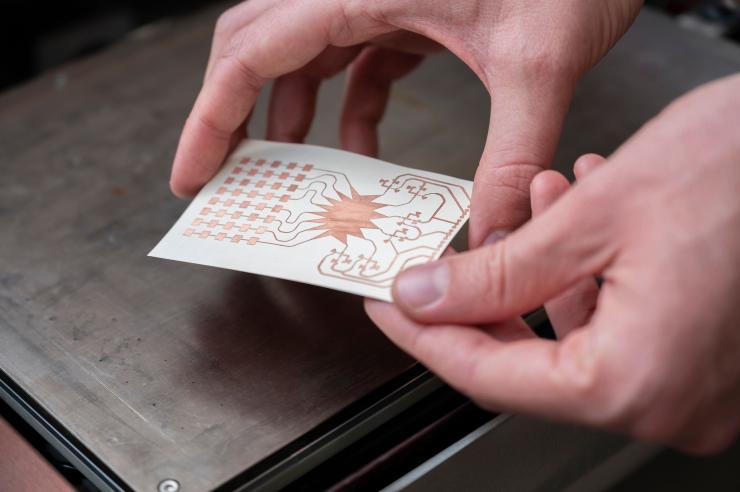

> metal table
[1,4,739,491]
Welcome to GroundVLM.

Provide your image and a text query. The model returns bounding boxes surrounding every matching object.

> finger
[469,72,577,247]
[529,170,570,216]
[409,249,535,342]
[340,46,424,156]
[365,298,600,422]
[205,0,276,82]
[392,179,616,325]
[481,317,536,342]
[226,118,249,156]
[545,279,600,340]
[267,46,361,143]
[170,1,392,197]
[369,31,443,55]
[573,153,606,181]
[530,170,600,338]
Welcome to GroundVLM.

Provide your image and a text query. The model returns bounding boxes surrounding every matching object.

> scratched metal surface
[2,4,740,492]
[0,6,419,491]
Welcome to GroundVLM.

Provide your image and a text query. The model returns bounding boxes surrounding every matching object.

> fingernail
[483,230,509,246]
[394,262,449,308]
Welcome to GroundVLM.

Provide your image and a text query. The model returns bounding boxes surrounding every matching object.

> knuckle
[519,51,565,80]
[473,160,545,233]
[474,162,543,230]
[572,170,615,206]
[478,236,538,316]
[476,242,506,306]
[215,7,238,36]
[603,385,657,431]
[554,334,606,412]
[420,328,492,404]
[591,391,632,428]
[479,161,544,200]
[329,0,356,45]
[552,334,647,429]
[463,361,501,406]
[188,111,231,142]
[222,53,265,92]
[490,44,569,82]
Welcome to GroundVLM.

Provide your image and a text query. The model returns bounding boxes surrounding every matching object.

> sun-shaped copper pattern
[308,187,384,244]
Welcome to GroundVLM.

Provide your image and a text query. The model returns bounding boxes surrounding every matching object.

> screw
[158,479,180,492]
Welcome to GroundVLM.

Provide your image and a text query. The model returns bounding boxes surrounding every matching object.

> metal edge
[0,310,549,491]
[381,414,513,492]
[562,441,661,492]
[232,370,445,491]
[0,361,439,492]
[0,370,131,492]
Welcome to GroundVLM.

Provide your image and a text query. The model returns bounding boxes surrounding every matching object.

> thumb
[392,179,615,325]
[469,71,576,247]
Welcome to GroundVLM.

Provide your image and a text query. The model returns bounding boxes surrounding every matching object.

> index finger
[169,0,390,197]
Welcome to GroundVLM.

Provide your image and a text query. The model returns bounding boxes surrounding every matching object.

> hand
[366,73,740,453]
[169,0,641,243]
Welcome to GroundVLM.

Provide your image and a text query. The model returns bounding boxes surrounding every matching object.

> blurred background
[2,0,740,92]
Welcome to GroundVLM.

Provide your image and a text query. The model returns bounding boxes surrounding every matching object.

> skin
[169,0,642,245]
[170,0,740,454]
[369,73,740,453]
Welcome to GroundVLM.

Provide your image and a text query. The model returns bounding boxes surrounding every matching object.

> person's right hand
[169,0,642,245]
[368,73,740,453]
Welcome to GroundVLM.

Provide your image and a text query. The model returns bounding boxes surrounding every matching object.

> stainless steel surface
[386,415,658,492]
[0,5,427,491]
[2,4,740,492]
[0,3,489,490]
